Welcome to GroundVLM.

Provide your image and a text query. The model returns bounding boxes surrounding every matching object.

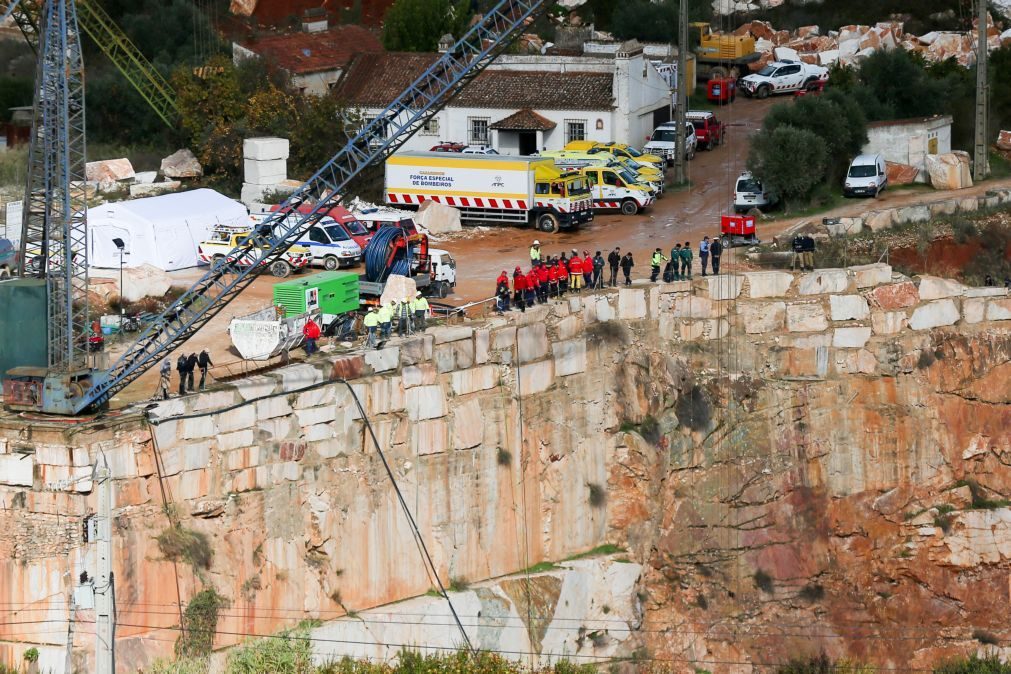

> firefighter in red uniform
[547,260,559,298]
[557,256,569,296]
[568,251,584,293]
[535,261,550,303]
[512,266,527,312]
[525,268,539,308]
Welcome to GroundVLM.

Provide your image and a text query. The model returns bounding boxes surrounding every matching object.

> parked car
[644,122,697,165]
[734,171,776,213]
[844,154,887,198]
[0,238,18,279]
[686,111,725,151]
[429,142,466,152]
[461,145,499,154]
[739,60,829,99]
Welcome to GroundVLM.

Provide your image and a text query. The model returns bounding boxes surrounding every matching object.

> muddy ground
[98,97,1011,406]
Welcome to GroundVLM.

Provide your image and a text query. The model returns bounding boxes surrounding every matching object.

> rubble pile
[736,14,1008,71]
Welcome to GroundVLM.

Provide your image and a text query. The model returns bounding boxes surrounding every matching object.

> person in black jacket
[710,237,723,275]
[620,252,635,285]
[607,247,621,287]
[185,353,198,392]
[176,353,188,395]
[592,251,605,289]
[197,349,213,390]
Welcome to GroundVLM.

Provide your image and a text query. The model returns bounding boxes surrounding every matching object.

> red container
[706,77,737,104]
[721,214,755,236]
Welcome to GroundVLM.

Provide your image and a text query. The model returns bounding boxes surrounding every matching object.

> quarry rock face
[2,266,1010,671]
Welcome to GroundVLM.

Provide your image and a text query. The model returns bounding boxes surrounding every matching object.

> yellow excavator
[691,22,761,81]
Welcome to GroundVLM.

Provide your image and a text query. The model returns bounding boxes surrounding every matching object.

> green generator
[272,271,359,317]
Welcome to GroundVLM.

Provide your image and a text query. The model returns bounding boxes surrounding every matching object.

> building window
[565,119,586,144]
[469,117,490,145]
[420,117,440,136]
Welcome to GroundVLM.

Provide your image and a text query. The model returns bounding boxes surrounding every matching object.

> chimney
[302,7,328,33]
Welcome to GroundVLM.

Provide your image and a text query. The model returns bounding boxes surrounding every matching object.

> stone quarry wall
[1,263,1010,672]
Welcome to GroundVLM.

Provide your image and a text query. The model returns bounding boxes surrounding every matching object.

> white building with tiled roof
[333,42,673,153]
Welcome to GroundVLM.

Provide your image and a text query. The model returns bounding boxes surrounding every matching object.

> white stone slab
[786,302,828,332]
[798,269,850,295]
[243,136,290,161]
[552,338,587,377]
[618,288,647,319]
[744,271,793,298]
[829,295,870,321]
[738,301,786,334]
[908,299,960,330]
[405,385,447,421]
[917,276,966,300]
[849,263,892,288]
[833,327,872,348]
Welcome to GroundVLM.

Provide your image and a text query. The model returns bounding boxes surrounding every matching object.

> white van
[644,122,697,165]
[734,171,775,213]
[844,154,887,198]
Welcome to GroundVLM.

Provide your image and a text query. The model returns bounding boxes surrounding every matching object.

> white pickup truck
[739,60,829,99]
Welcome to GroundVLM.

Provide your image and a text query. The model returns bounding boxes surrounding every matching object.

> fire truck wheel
[323,255,340,270]
[721,235,731,249]
[537,213,560,233]
[270,260,292,278]
[620,200,639,216]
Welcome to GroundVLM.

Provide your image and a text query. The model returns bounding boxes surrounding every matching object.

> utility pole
[673,0,689,185]
[94,466,115,674]
[973,0,989,180]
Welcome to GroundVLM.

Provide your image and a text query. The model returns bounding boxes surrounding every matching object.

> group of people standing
[499,236,727,310]
[158,349,213,399]
[362,292,430,348]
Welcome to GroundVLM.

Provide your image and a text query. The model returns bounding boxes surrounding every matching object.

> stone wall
[1,263,1010,672]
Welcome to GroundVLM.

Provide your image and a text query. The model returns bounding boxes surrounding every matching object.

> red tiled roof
[334,52,440,106]
[334,53,615,110]
[490,109,557,131]
[238,25,382,75]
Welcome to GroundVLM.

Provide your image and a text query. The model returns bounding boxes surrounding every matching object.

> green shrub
[225,623,316,674]
[935,654,1011,674]
[176,589,226,659]
[746,125,828,211]
[157,525,213,569]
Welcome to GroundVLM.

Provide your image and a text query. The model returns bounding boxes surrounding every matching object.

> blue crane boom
[9,0,549,415]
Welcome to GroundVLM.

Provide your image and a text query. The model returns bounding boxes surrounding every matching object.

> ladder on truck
[62,0,549,414]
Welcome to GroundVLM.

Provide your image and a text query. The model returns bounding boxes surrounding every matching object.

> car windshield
[757,65,777,76]
[691,120,705,131]
[737,178,762,193]
[623,158,643,169]
[625,147,643,157]
[324,225,350,241]
[652,129,677,142]
[618,167,639,183]
[567,178,590,194]
[849,165,876,177]
[345,219,368,235]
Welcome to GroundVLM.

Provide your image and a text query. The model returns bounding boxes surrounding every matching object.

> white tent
[87,189,248,271]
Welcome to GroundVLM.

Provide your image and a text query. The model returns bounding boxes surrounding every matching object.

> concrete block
[450,365,498,396]
[864,210,895,231]
[35,445,73,467]
[184,442,212,471]
[305,422,335,442]
[798,269,850,295]
[964,287,1009,298]
[909,299,960,330]
[235,375,277,401]
[849,263,892,288]
[406,385,447,421]
[451,398,483,450]
[491,327,516,351]
[786,303,828,332]
[181,415,217,440]
[403,364,437,389]
[962,297,985,324]
[399,335,433,366]
[517,360,554,395]
[0,454,34,486]
[296,405,335,427]
[699,274,744,300]
[243,158,286,185]
[592,296,615,322]
[987,298,1011,320]
[256,395,292,420]
[474,329,489,365]
[216,405,256,434]
[218,429,255,452]
[365,346,400,373]
[744,271,793,298]
[870,311,907,335]
[829,295,870,321]
[431,325,474,344]
[517,323,549,362]
[671,295,725,319]
[243,137,290,161]
[555,315,581,341]
[895,204,931,224]
[833,327,872,348]
[552,338,587,377]
[618,288,647,319]
[739,301,786,334]
[411,419,449,456]
[917,276,966,300]
[294,385,336,409]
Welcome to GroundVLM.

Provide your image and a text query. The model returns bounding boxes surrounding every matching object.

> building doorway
[518,131,537,155]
